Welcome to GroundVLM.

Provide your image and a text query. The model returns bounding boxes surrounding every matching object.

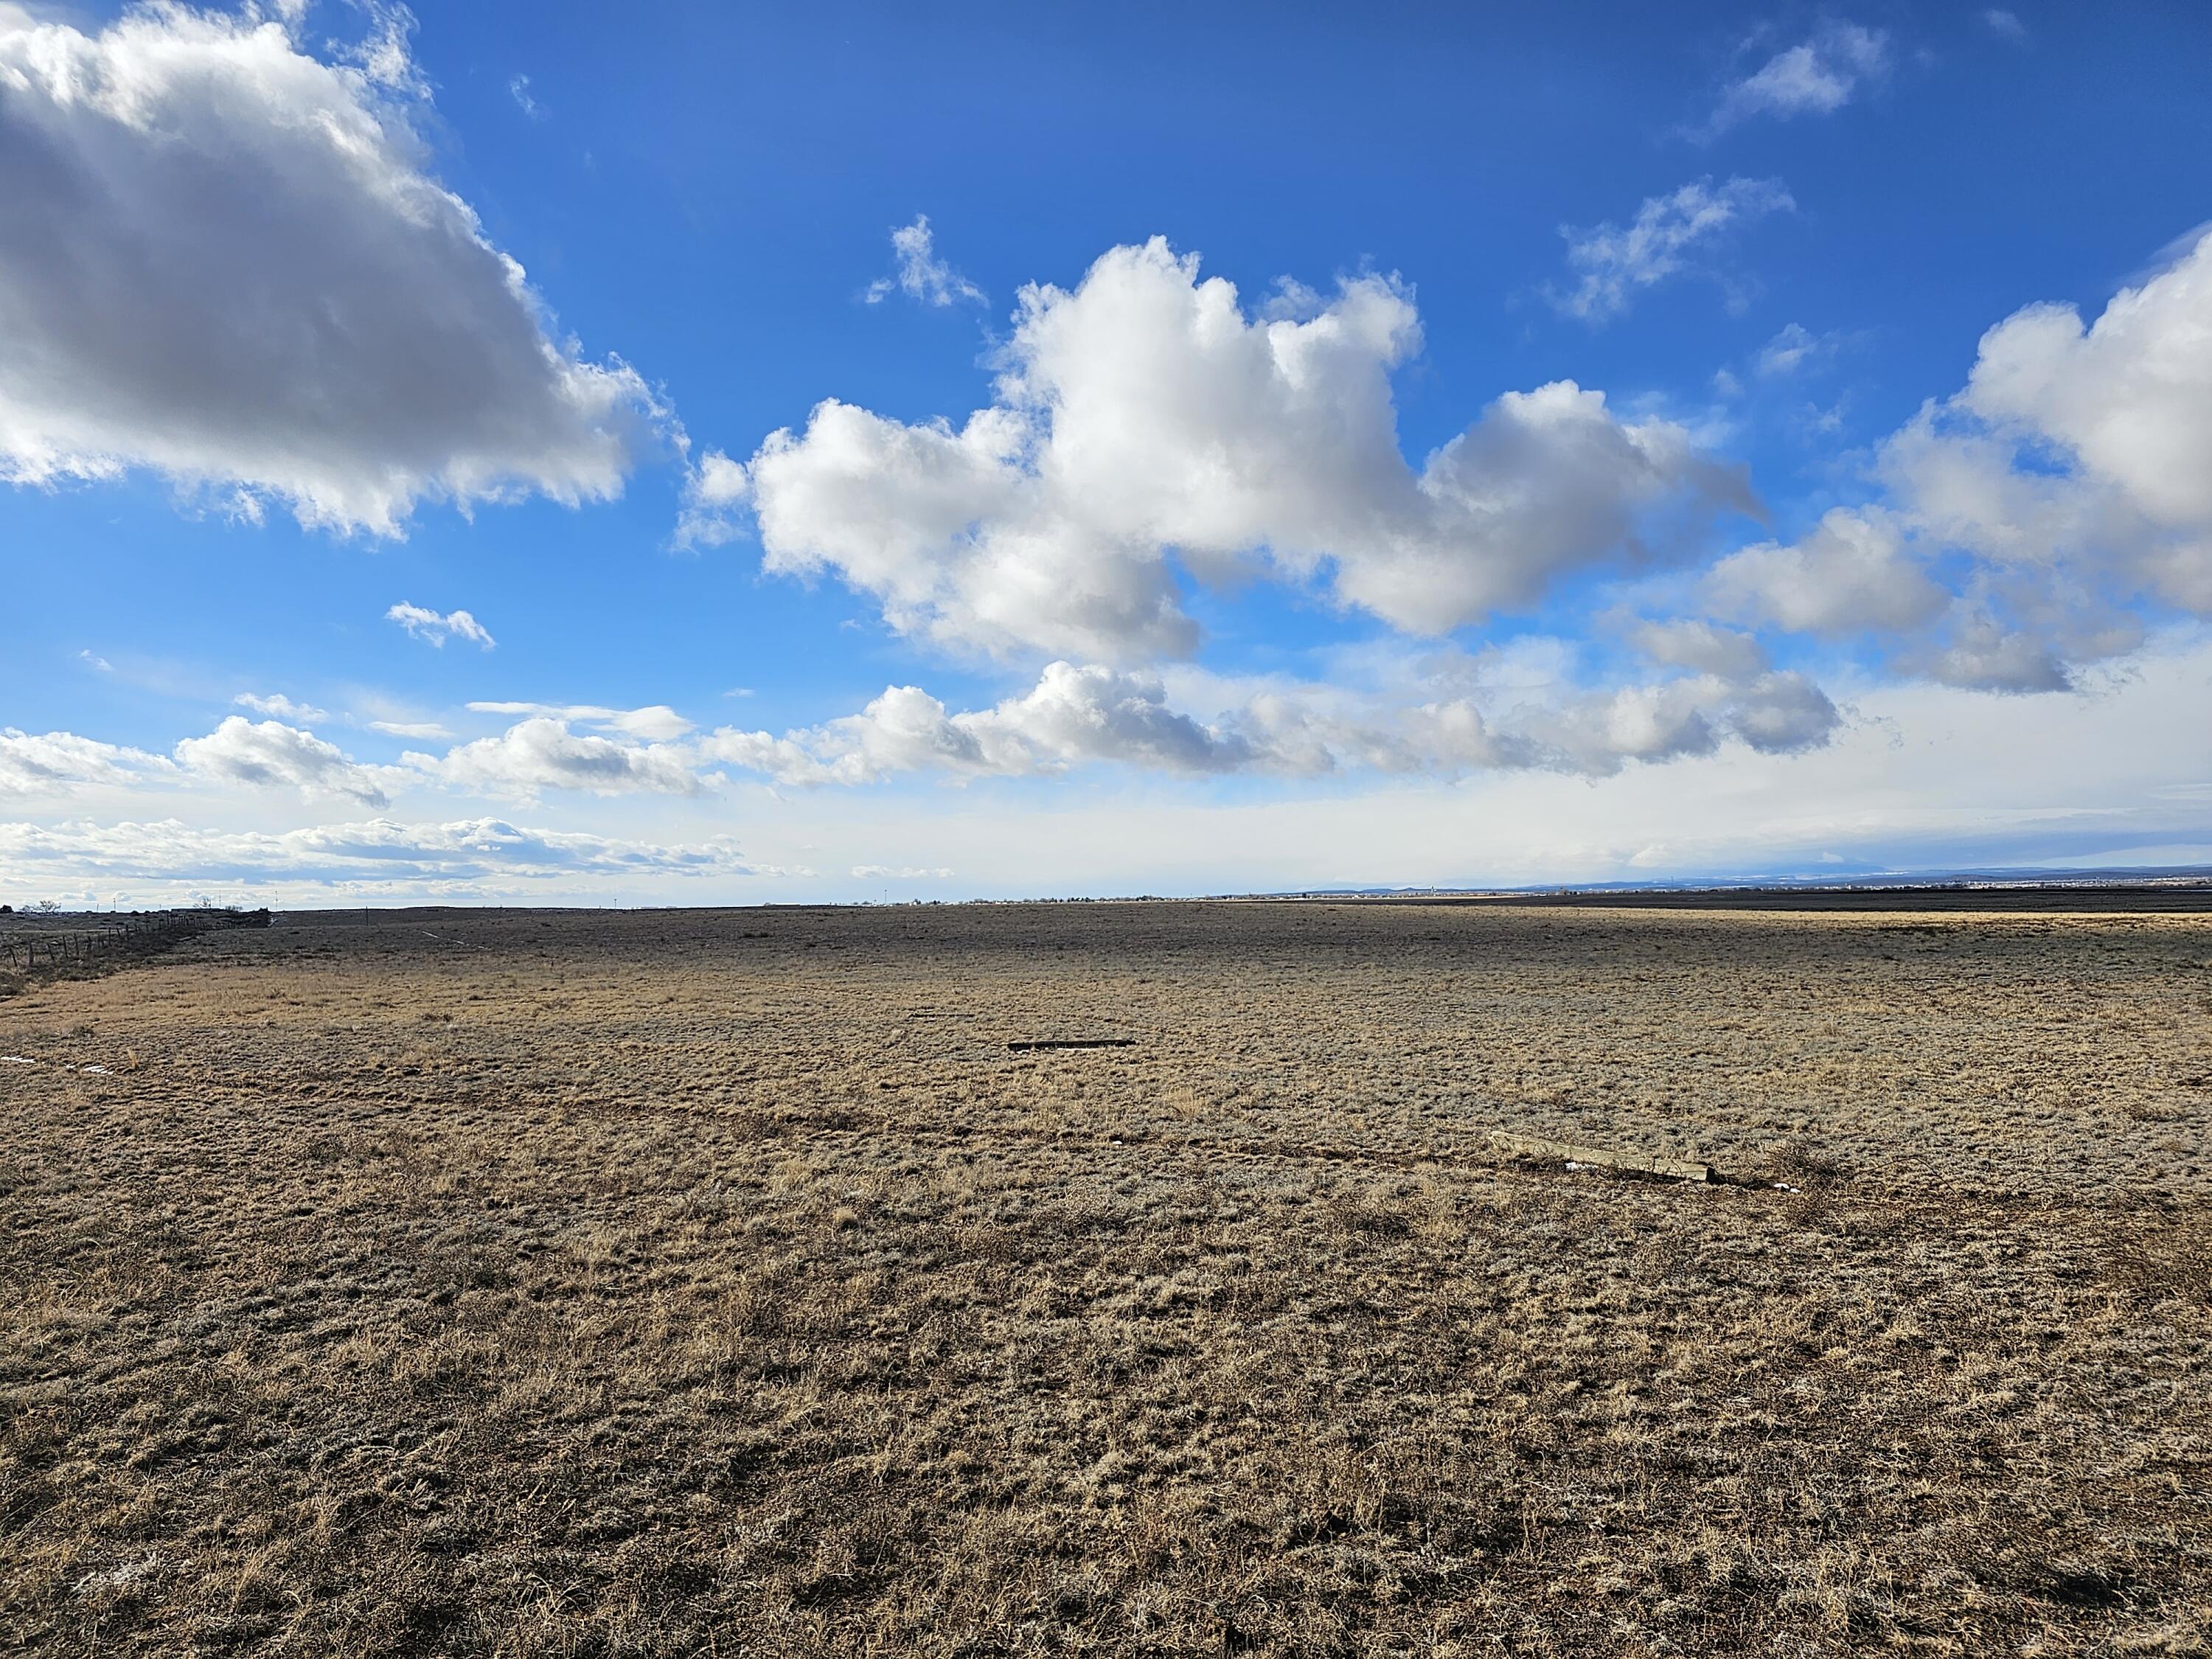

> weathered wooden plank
[1487,1130,1709,1183]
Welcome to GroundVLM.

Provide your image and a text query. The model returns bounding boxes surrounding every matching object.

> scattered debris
[1006,1037,1136,1051]
[0,1056,36,1065]
[74,1555,159,1596]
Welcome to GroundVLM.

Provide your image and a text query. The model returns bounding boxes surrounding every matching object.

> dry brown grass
[2,900,2210,1656]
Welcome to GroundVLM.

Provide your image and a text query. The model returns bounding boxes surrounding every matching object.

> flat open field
[3,900,2210,1656]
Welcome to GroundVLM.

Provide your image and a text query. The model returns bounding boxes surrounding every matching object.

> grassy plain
[2,899,2209,1656]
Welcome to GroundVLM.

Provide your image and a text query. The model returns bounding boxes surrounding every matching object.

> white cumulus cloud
[1645,228,2212,693]
[698,665,1244,785]
[1,728,171,795]
[734,238,1753,659]
[1960,236,2212,540]
[411,719,701,799]
[1705,508,1950,636]
[0,3,662,535]
[698,653,1840,787]
[173,717,389,804]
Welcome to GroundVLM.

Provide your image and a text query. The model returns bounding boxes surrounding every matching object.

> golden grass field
[3,898,2209,1656]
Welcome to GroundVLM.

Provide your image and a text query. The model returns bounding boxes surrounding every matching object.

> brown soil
[3,901,2208,1655]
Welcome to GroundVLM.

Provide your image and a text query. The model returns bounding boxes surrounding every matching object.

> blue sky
[2,1,2208,904]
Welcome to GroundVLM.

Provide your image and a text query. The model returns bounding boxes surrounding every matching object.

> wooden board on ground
[1489,1129,1710,1183]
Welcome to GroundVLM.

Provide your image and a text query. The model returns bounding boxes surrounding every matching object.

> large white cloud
[718,238,1753,658]
[1670,229,2212,690]
[173,717,389,804]
[1950,231,2212,610]
[700,664,1251,785]
[1,728,171,795]
[1967,289,2212,529]
[5,716,395,802]
[0,2,661,535]
[410,718,703,800]
[1924,237,2212,571]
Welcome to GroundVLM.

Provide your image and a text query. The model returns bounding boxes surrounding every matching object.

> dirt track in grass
[3,900,2209,1655]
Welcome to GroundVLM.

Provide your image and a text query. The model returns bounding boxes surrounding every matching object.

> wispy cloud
[865,215,987,307]
[1701,22,1890,137]
[0,816,776,891]
[1553,177,1795,322]
[387,602,496,650]
[465,703,692,740]
[673,449,751,550]
[1754,322,1839,378]
[234,692,330,724]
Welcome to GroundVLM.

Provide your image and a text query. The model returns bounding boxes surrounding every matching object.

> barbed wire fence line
[0,908,269,977]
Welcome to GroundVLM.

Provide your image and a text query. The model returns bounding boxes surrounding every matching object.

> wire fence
[0,908,268,974]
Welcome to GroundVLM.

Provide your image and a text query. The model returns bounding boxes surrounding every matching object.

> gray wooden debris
[1488,1130,1710,1183]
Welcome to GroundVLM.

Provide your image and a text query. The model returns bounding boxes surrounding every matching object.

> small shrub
[1759,1141,1850,1189]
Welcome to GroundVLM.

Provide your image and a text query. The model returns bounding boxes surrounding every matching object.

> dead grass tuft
[1756,1140,1852,1189]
